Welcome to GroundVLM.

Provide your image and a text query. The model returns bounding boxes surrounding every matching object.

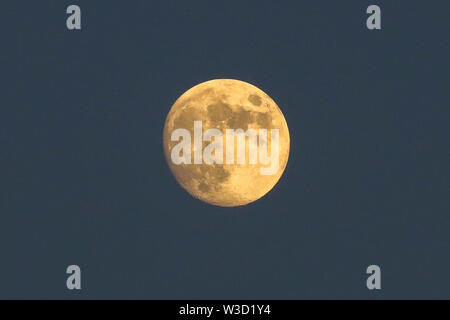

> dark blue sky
[1,1,449,298]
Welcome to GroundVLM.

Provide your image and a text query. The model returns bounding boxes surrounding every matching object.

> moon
[163,79,290,207]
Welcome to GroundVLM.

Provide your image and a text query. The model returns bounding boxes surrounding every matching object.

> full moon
[163,79,290,207]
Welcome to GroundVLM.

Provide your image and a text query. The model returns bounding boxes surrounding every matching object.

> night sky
[1,1,449,299]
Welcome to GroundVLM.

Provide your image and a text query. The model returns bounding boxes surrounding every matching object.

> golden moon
[163,79,290,207]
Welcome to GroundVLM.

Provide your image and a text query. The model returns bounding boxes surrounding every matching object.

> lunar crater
[248,94,262,106]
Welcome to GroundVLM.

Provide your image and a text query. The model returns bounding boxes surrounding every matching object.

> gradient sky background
[1,1,449,299]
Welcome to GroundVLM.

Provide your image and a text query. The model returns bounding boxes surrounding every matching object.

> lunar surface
[163,79,290,207]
